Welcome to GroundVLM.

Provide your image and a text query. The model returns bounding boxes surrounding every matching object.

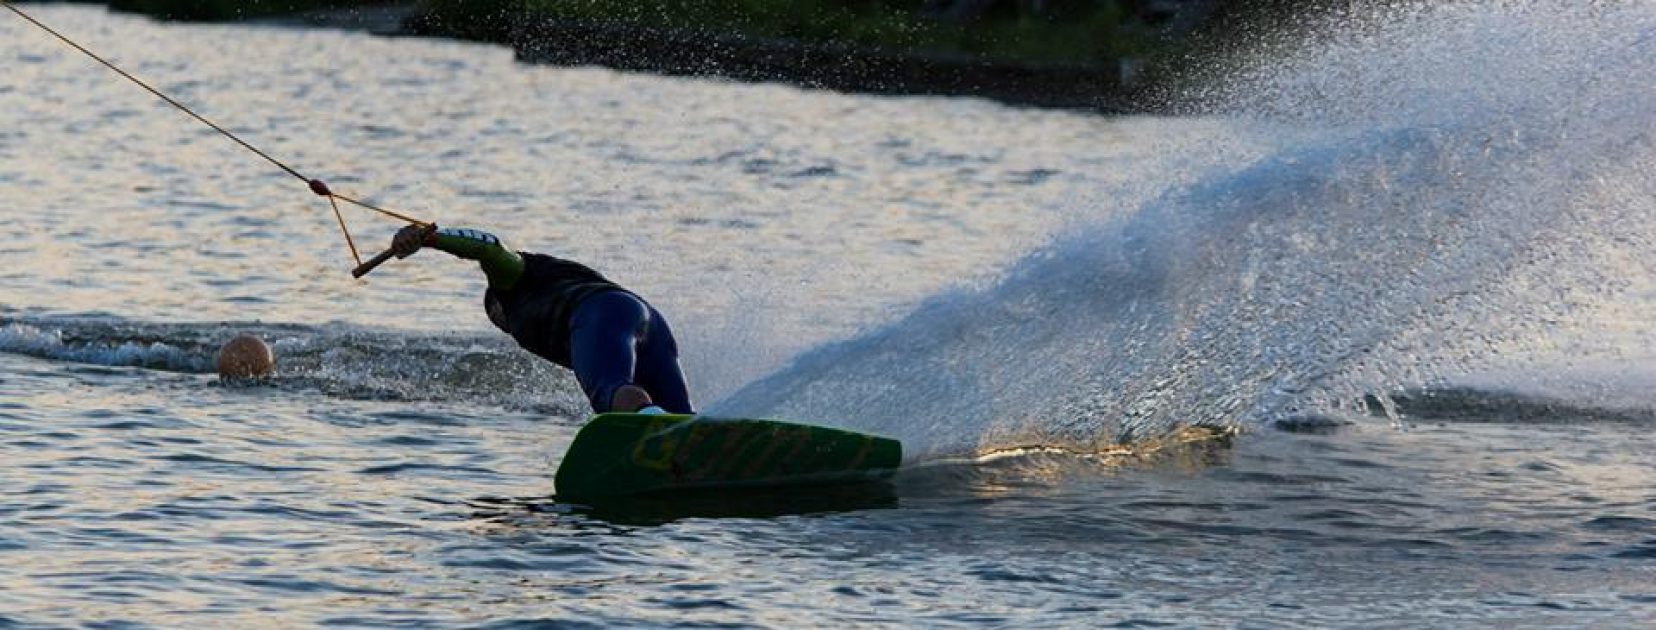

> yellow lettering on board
[631,418,680,471]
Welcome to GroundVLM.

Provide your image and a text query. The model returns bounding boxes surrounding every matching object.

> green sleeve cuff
[430,228,524,289]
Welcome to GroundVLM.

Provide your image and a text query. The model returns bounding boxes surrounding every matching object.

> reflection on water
[2,315,1654,625]
[480,483,901,528]
[2,3,1655,627]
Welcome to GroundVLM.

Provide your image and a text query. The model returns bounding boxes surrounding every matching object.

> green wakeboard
[554,413,902,500]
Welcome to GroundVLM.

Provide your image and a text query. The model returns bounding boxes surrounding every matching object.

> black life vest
[485,252,623,367]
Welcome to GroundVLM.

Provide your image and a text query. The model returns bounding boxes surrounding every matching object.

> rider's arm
[424,227,525,289]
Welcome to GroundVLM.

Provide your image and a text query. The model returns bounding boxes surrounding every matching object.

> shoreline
[93,1,1153,113]
[494,15,1134,111]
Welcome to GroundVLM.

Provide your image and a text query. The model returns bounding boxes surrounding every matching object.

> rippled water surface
[3,3,1655,627]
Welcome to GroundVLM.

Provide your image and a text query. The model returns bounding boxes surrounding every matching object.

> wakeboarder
[387,224,694,415]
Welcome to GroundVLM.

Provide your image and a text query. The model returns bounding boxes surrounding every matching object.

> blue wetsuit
[567,291,693,414]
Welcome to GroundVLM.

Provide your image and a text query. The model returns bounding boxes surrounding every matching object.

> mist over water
[717,2,1656,457]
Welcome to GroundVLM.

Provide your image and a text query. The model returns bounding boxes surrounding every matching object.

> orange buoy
[216,333,275,380]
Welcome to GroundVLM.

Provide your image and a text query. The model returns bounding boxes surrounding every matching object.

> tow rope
[3,1,428,275]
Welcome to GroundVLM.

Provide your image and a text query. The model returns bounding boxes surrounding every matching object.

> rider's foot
[610,384,654,413]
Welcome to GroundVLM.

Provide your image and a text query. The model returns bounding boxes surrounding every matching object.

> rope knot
[308,179,332,197]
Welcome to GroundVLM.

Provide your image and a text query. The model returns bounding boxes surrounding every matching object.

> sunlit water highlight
[2,3,1654,626]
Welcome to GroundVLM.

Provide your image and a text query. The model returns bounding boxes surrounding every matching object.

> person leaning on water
[387,224,694,415]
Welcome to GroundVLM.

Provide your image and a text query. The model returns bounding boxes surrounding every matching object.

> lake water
[2,3,1654,627]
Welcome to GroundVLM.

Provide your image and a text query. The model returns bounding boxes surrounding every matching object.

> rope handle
[351,248,399,279]
[352,222,436,278]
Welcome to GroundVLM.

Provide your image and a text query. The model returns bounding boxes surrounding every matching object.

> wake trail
[713,2,1656,458]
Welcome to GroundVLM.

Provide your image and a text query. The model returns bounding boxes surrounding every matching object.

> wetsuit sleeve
[428,227,525,289]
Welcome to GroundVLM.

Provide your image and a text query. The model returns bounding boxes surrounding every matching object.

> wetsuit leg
[633,305,694,414]
[567,291,649,413]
